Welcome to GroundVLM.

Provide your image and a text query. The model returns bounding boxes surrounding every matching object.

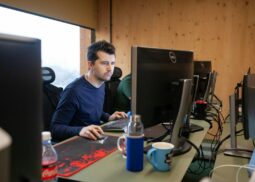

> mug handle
[146,148,158,169]
[117,135,126,152]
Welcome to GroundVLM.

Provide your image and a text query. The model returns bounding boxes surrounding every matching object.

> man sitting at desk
[51,40,127,142]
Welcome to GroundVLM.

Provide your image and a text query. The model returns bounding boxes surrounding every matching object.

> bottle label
[42,162,58,181]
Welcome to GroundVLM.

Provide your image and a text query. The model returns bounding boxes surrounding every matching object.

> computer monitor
[131,46,194,155]
[224,92,252,158]
[242,74,255,140]
[194,61,212,101]
[203,71,218,103]
[224,74,255,158]
[0,33,42,182]
[0,128,11,182]
[194,60,212,78]
[131,46,194,127]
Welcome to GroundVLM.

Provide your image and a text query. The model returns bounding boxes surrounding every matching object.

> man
[51,40,127,141]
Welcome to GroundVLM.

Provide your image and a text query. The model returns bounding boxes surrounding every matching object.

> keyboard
[102,119,169,139]
[144,123,170,139]
[101,118,129,132]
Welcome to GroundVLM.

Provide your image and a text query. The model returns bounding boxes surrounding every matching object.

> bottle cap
[42,131,52,141]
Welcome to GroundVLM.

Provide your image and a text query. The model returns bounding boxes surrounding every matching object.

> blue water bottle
[126,114,144,172]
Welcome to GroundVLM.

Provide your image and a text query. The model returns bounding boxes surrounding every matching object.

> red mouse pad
[55,135,118,177]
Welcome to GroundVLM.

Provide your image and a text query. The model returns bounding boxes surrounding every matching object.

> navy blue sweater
[51,76,110,141]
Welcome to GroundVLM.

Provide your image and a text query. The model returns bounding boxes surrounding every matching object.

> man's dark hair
[87,40,115,62]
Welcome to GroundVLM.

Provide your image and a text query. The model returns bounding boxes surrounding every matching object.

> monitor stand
[189,123,204,133]
[224,94,252,158]
[224,146,252,159]
[170,79,193,156]
[165,137,192,156]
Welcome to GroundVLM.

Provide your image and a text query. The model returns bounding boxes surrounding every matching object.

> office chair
[42,67,63,131]
[103,67,122,114]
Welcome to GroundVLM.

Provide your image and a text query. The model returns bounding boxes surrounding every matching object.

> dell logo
[169,51,177,63]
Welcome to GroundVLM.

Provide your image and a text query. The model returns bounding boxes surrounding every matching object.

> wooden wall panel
[97,0,255,115]
[80,28,92,74]
[96,0,110,41]
[0,0,98,29]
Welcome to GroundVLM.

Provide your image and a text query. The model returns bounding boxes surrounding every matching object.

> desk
[212,122,253,182]
[58,120,209,182]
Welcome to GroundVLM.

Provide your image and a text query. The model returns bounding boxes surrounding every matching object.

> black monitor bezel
[0,33,42,182]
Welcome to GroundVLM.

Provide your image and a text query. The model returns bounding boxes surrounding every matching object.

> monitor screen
[203,71,217,103]
[194,60,212,78]
[131,46,193,128]
[0,33,42,182]
[242,74,255,140]
[194,61,212,101]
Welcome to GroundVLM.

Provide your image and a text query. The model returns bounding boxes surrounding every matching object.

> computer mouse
[96,135,108,144]
[97,135,106,140]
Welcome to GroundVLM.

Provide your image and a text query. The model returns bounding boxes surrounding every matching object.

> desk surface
[58,120,209,182]
[212,122,254,182]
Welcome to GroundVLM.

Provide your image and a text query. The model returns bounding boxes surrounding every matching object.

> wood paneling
[0,0,98,29]
[80,28,92,74]
[96,0,110,41]
[97,0,255,115]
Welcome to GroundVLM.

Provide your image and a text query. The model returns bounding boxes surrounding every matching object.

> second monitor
[131,46,194,155]
[131,46,194,128]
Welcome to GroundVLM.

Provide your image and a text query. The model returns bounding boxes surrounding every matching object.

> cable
[144,122,173,143]
[187,144,214,175]
[145,123,172,143]
[213,94,223,107]
[224,114,230,123]
[145,131,169,143]
[209,164,255,182]
[208,103,225,124]
[209,164,249,177]
[183,137,200,160]
[202,103,224,161]
[213,129,244,158]
[185,138,208,175]
[236,164,255,182]
[203,118,213,129]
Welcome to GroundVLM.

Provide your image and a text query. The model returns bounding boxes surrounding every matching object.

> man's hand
[108,111,128,121]
[79,125,104,140]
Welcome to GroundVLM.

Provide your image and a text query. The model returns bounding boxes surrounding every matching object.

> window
[0,6,82,88]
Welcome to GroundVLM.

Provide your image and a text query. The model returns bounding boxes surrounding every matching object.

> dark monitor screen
[0,33,42,182]
[194,61,212,101]
[194,60,212,78]
[242,74,255,140]
[131,46,193,128]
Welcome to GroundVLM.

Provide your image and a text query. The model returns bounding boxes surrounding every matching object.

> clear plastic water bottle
[126,114,144,171]
[42,131,58,182]
[128,114,144,136]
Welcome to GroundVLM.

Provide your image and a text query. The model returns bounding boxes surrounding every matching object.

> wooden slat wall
[0,0,98,29]
[97,0,255,115]
[80,29,92,74]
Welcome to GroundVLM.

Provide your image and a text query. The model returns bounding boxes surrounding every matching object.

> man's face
[89,51,115,82]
